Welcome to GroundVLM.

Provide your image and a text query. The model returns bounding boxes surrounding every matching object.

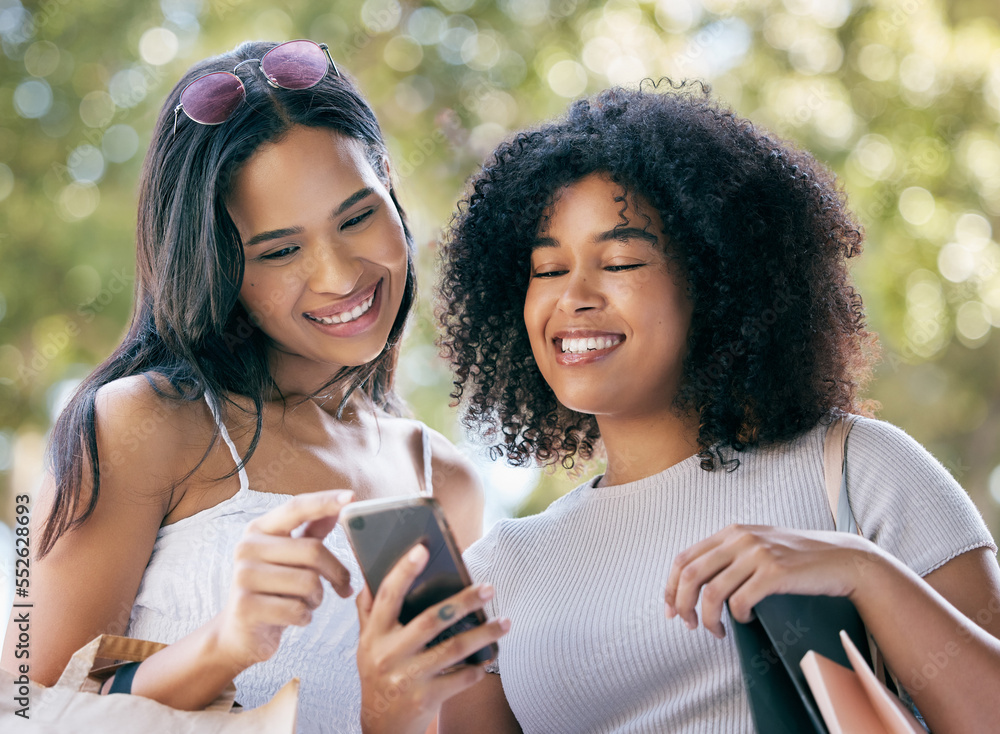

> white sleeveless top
[126,398,434,734]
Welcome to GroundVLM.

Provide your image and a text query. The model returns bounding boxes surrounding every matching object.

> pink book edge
[801,649,890,734]
[839,630,925,734]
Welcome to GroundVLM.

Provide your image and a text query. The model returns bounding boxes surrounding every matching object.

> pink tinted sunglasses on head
[173,39,338,133]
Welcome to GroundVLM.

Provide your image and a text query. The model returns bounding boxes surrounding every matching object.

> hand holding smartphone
[341,496,498,666]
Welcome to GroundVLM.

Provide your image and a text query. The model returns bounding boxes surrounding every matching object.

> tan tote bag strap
[822,414,896,690]
[823,415,855,526]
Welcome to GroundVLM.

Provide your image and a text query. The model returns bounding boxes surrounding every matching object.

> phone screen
[342,497,495,665]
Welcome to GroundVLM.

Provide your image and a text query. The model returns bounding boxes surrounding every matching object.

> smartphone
[340,496,497,665]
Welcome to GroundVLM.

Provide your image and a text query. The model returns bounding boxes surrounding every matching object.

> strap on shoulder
[203,392,250,494]
[822,414,859,534]
[420,425,434,496]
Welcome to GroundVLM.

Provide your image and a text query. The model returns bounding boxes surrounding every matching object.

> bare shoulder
[17,374,212,683]
[422,423,484,550]
[423,425,480,490]
[92,374,215,498]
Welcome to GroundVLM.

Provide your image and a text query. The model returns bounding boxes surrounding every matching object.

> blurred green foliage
[1,0,999,535]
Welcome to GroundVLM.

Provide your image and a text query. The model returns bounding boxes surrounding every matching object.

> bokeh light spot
[58,182,100,222]
[79,90,116,128]
[905,269,948,358]
[68,144,105,183]
[547,59,587,98]
[899,187,935,225]
[655,0,702,33]
[955,301,992,345]
[384,35,423,72]
[989,465,1000,506]
[789,33,843,75]
[938,242,976,283]
[109,68,151,108]
[469,122,507,158]
[139,27,179,66]
[102,124,140,163]
[784,0,851,28]
[852,134,895,180]
[856,44,896,82]
[900,54,936,93]
[462,30,502,71]
[955,212,991,248]
[161,0,204,25]
[582,36,618,76]
[501,0,549,27]
[407,6,445,45]
[439,0,476,11]
[24,40,60,77]
[361,0,402,34]
[14,79,53,119]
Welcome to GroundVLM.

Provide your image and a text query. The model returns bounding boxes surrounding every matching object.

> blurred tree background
[1,0,999,537]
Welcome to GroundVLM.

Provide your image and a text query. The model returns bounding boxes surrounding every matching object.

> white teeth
[308,293,374,325]
[560,336,622,354]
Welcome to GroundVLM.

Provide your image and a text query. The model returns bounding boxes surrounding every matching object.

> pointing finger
[249,490,353,537]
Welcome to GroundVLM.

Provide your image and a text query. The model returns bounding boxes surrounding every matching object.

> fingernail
[478,584,495,600]
[408,544,426,563]
[336,490,354,504]
[665,602,676,618]
[685,618,696,631]
[499,617,511,632]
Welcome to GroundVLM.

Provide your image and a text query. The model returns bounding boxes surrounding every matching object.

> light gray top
[464,417,997,734]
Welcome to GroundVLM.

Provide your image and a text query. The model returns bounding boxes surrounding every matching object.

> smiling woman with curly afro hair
[439,81,877,471]
[434,83,1000,734]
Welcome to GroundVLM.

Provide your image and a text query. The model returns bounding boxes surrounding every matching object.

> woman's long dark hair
[39,41,416,557]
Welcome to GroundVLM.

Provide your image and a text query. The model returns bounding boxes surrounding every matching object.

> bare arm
[355,426,511,734]
[1,378,355,711]
[121,489,356,709]
[430,432,521,733]
[2,378,180,684]
[439,673,521,734]
[423,427,484,552]
[665,526,1000,734]
[852,546,1000,734]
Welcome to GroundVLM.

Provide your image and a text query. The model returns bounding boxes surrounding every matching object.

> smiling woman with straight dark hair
[0,40,506,734]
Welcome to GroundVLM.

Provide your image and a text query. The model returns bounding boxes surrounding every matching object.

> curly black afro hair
[438,81,877,471]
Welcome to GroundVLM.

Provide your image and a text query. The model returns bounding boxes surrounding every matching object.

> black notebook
[729,594,871,734]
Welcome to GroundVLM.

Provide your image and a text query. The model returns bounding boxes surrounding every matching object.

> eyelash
[343,208,375,228]
[258,208,377,261]
[532,263,645,278]
[261,246,299,261]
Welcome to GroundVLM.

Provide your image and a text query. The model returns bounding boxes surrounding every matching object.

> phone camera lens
[349,516,365,531]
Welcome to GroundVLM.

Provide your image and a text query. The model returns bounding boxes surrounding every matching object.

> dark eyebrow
[530,227,659,251]
[595,227,659,245]
[531,236,558,250]
[243,187,377,248]
[244,225,304,248]
[332,187,375,219]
